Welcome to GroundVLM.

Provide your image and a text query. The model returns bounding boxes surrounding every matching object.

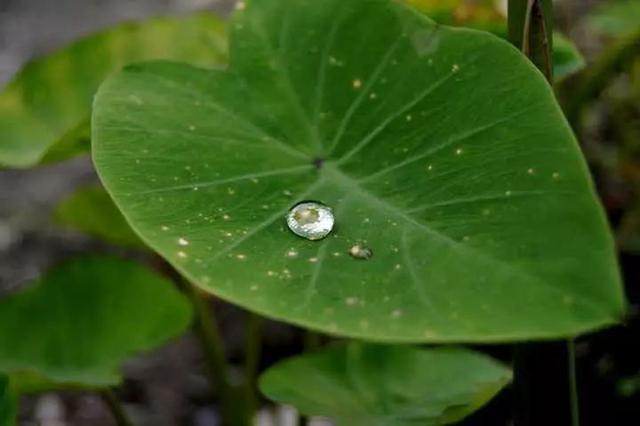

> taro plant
[0,0,633,425]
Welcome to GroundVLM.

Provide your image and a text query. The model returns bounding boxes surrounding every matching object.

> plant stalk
[243,312,263,424]
[568,339,580,426]
[184,282,238,423]
[303,330,322,352]
[100,390,134,426]
[508,0,553,82]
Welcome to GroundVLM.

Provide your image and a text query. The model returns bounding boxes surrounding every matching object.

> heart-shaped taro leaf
[93,0,625,342]
[0,257,191,386]
[259,343,511,426]
[0,13,226,168]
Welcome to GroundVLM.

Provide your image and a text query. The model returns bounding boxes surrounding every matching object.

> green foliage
[0,13,227,168]
[260,343,511,425]
[92,0,625,342]
[0,256,191,386]
[55,184,144,249]
[588,0,640,37]
[553,33,586,82]
[0,375,16,426]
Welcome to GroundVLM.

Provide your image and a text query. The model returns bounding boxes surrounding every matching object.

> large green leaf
[259,343,511,426]
[0,375,16,426]
[55,184,144,249]
[93,0,625,342]
[0,13,227,168]
[0,257,191,385]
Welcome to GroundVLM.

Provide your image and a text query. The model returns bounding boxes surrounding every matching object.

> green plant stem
[100,390,134,426]
[568,339,580,426]
[303,330,322,352]
[508,0,553,81]
[184,282,237,422]
[564,26,640,126]
[243,312,263,423]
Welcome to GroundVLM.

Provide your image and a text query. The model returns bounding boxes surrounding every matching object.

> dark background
[0,0,638,425]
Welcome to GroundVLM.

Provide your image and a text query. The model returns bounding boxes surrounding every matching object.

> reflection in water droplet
[286,202,335,241]
[349,244,373,260]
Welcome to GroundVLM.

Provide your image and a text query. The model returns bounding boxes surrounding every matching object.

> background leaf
[0,375,16,426]
[553,33,587,82]
[0,256,191,386]
[93,0,625,342]
[259,343,511,426]
[55,184,145,249]
[588,0,640,37]
[0,13,227,168]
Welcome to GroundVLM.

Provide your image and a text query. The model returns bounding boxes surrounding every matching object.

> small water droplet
[552,172,561,180]
[391,309,403,318]
[178,237,189,246]
[455,148,464,155]
[177,251,188,259]
[452,64,460,73]
[286,201,335,241]
[349,244,373,260]
[527,168,535,175]
[161,225,170,231]
[352,79,362,89]
[236,254,247,260]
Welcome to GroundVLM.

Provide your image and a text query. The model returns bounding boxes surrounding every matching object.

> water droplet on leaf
[286,201,334,240]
